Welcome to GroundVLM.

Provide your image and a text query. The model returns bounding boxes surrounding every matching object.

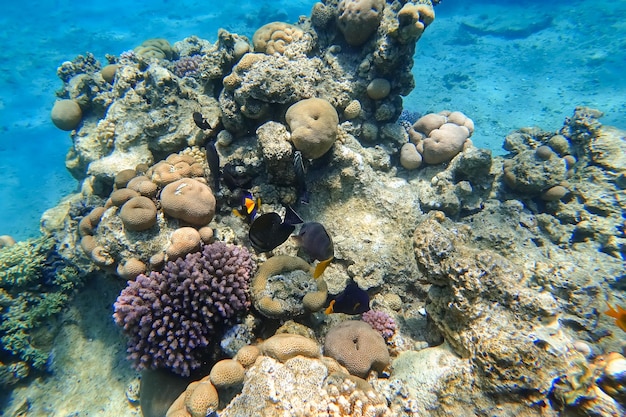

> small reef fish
[249,206,303,253]
[325,282,370,315]
[205,141,220,191]
[293,221,334,278]
[605,303,626,332]
[293,150,309,204]
[193,111,212,130]
[232,190,261,223]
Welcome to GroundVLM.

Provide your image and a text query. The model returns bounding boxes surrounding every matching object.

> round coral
[113,242,256,376]
[119,196,158,231]
[324,320,390,378]
[160,178,216,226]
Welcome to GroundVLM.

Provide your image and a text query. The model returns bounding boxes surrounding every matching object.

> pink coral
[361,309,396,340]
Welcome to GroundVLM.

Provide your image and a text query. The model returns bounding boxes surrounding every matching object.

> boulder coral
[324,320,390,378]
[285,98,339,159]
[409,110,475,165]
[160,178,216,226]
[337,0,385,46]
[50,99,82,131]
[119,196,158,231]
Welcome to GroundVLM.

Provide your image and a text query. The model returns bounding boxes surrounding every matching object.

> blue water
[0,0,624,241]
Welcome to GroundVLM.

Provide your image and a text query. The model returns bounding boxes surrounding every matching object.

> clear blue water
[0,0,624,241]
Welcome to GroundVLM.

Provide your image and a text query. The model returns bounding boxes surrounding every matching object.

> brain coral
[337,0,385,46]
[252,22,304,55]
[113,242,256,376]
[285,98,339,159]
[324,320,390,378]
[160,178,216,226]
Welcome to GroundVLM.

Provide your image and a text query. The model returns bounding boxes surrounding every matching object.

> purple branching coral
[361,309,397,341]
[113,241,256,376]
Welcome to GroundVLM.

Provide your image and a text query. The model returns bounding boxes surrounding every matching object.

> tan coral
[324,320,390,378]
[337,0,385,46]
[343,99,362,120]
[286,98,339,159]
[260,333,321,362]
[209,359,245,389]
[160,178,216,226]
[251,255,318,318]
[0,235,16,248]
[78,206,106,236]
[252,22,304,55]
[114,169,137,189]
[117,258,147,280]
[235,345,261,368]
[126,175,158,198]
[119,196,158,231]
[186,381,219,417]
[110,188,140,207]
[166,227,202,260]
[396,3,435,44]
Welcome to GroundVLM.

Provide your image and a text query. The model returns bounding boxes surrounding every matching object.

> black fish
[325,282,370,315]
[193,112,212,130]
[249,206,303,252]
[205,141,220,191]
[293,222,333,278]
[223,161,253,190]
[293,150,309,204]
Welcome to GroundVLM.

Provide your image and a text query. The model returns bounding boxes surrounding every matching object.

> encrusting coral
[113,242,255,376]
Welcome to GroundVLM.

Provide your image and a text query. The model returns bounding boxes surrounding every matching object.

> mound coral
[113,242,255,376]
[409,110,475,165]
[285,98,339,159]
[324,320,390,378]
[337,0,385,46]
[160,178,216,226]
[50,99,82,131]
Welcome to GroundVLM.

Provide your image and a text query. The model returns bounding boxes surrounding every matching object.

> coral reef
[13,0,624,415]
[113,242,255,376]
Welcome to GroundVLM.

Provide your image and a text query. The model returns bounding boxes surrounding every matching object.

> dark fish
[193,112,212,130]
[325,282,370,315]
[248,206,303,252]
[223,161,253,190]
[293,222,333,278]
[233,190,261,223]
[293,150,309,204]
[205,141,220,191]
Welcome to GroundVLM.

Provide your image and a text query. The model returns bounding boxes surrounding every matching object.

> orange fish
[604,303,626,332]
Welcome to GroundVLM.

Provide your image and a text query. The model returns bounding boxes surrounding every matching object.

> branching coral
[113,241,256,376]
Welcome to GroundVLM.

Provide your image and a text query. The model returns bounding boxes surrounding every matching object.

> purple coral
[361,309,396,341]
[173,55,203,78]
[113,241,255,376]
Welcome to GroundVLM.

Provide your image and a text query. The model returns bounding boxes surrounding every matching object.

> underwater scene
[0,0,625,415]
